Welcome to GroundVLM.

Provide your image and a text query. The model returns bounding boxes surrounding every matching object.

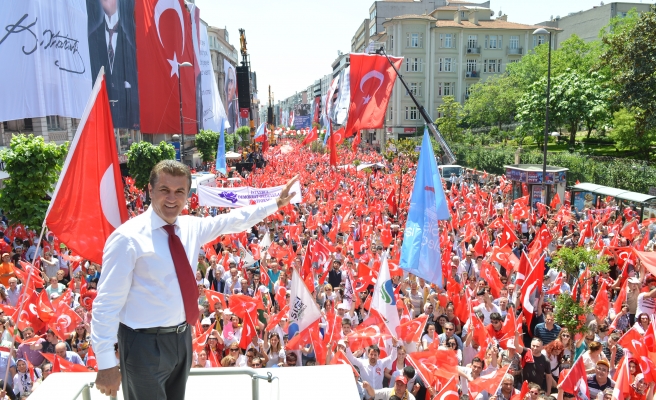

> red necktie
[162,225,199,326]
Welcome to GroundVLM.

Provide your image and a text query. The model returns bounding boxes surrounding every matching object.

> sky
[194,0,653,101]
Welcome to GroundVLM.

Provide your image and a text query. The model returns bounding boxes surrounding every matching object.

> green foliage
[385,138,421,163]
[551,247,608,278]
[611,108,656,159]
[464,75,521,129]
[225,132,239,151]
[195,130,219,163]
[449,143,656,193]
[517,70,612,146]
[554,293,590,335]
[602,7,656,158]
[0,135,68,228]
[436,96,463,143]
[126,141,176,190]
[235,126,251,144]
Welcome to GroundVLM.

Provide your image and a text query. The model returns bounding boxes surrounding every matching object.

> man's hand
[276,175,300,209]
[95,366,121,397]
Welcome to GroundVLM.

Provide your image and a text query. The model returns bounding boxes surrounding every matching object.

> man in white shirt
[636,284,656,316]
[345,339,398,390]
[93,160,298,399]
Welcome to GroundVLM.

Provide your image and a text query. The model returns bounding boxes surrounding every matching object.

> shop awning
[570,183,656,204]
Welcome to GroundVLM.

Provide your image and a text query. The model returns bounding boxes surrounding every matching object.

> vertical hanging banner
[198,24,227,132]
[86,0,140,129]
[224,59,238,133]
[135,0,196,134]
[0,0,92,121]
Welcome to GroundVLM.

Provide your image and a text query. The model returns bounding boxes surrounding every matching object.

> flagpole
[376,47,456,165]
[3,224,46,393]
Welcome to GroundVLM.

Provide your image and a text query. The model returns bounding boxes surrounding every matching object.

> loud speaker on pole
[267,107,273,125]
[236,66,251,109]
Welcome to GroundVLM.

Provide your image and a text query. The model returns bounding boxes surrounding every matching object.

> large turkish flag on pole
[45,70,128,264]
[135,0,197,134]
[344,54,403,137]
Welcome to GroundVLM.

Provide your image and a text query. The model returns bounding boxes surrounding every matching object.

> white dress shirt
[91,200,278,370]
[345,346,397,390]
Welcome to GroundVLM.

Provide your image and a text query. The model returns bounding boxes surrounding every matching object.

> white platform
[29,365,360,400]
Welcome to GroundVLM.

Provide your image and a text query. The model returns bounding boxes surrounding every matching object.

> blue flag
[399,129,450,286]
[216,119,226,175]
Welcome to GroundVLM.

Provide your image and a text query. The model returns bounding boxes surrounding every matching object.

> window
[466,84,473,96]
[485,35,502,49]
[370,24,376,36]
[533,35,546,47]
[508,59,519,64]
[46,116,61,130]
[466,59,477,72]
[390,35,394,50]
[467,35,478,49]
[483,59,503,73]
[509,35,519,49]
[370,8,376,21]
[439,33,454,48]
[405,57,423,72]
[407,82,422,96]
[438,57,454,72]
[406,33,423,48]
[444,82,453,96]
[388,106,393,121]
[405,106,419,120]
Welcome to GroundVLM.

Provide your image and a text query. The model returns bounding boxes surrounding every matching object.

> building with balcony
[537,2,653,48]
[381,6,558,138]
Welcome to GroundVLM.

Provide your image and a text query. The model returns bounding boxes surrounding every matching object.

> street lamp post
[177,62,193,165]
[533,28,552,205]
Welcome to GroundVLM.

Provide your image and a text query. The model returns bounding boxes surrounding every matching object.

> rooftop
[435,19,560,30]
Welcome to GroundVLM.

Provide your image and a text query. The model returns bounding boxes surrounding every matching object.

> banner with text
[198,181,302,208]
[0,0,92,122]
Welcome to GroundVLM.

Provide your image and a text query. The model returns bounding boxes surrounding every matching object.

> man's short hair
[368,344,381,355]
[403,366,415,379]
[531,337,543,346]
[149,160,191,191]
[490,313,502,322]
[471,357,485,369]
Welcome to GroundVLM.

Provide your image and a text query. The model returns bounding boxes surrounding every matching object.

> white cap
[506,339,516,349]
[223,308,233,316]
[337,303,348,310]
[201,318,211,325]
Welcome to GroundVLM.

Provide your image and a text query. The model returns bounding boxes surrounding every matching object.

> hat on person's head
[50,293,59,300]
[201,318,211,326]
[1,253,8,258]
[337,303,348,310]
[395,376,408,385]
[596,359,611,369]
[506,339,516,349]
[337,339,346,347]
[223,309,233,316]
[60,243,66,249]
[628,277,642,284]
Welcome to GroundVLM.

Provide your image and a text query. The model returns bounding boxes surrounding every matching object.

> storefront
[504,164,569,208]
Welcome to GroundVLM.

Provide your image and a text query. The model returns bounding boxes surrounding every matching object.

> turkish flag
[469,365,510,398]
[301,127,318,146]
[620,219,640,241]
[395,314,428,343]
[434,376,459,400]
[480,261,502,298]
[44,73,128,264]
[329,128,338,166]
[203,289,227,313]
[550,192,561,209]
[86,345,98,371]
[499,222,519,248]
[50,303,83,342]
[37,289,55,323]
[386,190,398,216]
[41,353,89,373]
[239,313,258,350]
[351,130,362,151]
[13,288,44,333]
[135,0,197,133]
[558,355,589,398]
[521,254,544,328]
[592,280,610,319]
[612,356,632,399]
[344,54,403,137]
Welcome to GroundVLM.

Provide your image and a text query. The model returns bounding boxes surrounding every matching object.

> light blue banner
[216,119,226,175]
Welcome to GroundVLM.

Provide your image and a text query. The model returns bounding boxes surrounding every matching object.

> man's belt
[132,322,188,334]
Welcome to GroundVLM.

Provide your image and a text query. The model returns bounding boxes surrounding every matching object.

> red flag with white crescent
[45,71,128,264]
[344,54,403,137]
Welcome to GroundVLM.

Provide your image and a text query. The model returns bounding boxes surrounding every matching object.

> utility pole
[239,28,255,148]
[268,86,275,145]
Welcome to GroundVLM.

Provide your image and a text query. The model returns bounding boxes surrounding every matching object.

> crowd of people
[0,137,655,399]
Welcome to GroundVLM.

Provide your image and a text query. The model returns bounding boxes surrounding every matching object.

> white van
[438,165,464,179]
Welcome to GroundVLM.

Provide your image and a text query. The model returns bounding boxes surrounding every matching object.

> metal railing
[506,46,523,55]
[69,368,276,400]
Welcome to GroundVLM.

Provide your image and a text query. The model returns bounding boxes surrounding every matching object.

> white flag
[289,268,321,332]
[0,0,92,121]
[332,67,350,126]
[238,241,256,266]
[259,233,272,254]
[198,24,228,132]
[372,253,401,334]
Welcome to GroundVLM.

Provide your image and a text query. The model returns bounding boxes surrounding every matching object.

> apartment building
[381,6,558,138]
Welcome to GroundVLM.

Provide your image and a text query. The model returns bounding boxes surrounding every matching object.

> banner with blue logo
[400,129,450,286]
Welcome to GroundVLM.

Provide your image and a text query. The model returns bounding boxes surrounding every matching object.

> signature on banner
[0,13,86,74]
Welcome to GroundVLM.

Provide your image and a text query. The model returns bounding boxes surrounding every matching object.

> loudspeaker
[236,66,251,109]
[267,107,273,125]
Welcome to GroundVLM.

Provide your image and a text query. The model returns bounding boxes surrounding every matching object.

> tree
[0,134,68,228]
[126,141,176,191]
[436,96,463,143]
[235,126,251,148]
[611,107,656,160]
[517,70,611,146]
[602,7,656,158]
[464,75,520,130]
[195,130,219,163]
